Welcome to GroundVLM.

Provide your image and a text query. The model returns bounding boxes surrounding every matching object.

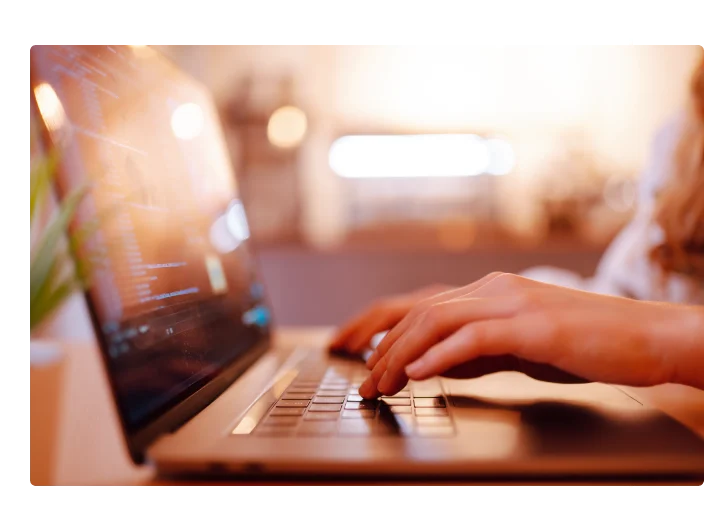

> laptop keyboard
[252,363,455,437]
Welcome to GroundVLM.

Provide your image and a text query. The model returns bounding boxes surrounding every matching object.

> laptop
[31,45,704,480]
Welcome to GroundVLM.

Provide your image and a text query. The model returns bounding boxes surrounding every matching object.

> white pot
[30,340,66,486]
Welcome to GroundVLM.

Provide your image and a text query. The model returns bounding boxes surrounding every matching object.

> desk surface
[46,328,704,485]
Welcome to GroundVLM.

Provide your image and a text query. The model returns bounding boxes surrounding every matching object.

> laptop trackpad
[443,373,704,456]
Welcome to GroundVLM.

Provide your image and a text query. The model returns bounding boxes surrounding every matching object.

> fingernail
[405,359,425,378]
[377,371,391,393]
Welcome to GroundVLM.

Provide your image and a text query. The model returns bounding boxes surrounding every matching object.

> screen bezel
[83,279,272,464]
[30,46,274,463]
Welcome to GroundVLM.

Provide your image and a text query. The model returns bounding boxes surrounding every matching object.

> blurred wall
[158,45,701,244]
[259,246,602,326]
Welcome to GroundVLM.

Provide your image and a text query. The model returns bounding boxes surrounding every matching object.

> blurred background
[53,45,704,331]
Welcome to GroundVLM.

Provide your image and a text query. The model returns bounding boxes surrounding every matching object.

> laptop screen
[31,46,272,434]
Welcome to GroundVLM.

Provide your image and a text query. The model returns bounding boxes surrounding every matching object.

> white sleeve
[522,115,703,303]
[588,116,686,300]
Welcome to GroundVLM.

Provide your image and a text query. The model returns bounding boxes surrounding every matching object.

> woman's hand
[358,273,704,399]
[327,283,455,354]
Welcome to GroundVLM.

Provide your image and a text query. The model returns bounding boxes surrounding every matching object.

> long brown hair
[650,52,704,281]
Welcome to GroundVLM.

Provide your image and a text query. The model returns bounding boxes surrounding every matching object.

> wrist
[659,305,704,389]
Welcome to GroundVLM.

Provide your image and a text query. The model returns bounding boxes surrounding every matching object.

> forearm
[659,305,704,390]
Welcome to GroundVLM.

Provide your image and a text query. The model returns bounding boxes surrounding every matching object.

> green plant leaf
[30,151,58,222]
[30,185,87,305]
[30,276,77,331]
[29,252,74,323]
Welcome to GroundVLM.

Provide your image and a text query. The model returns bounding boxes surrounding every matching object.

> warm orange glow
[129,45,156,59]
[267,105,307,149]
[437,220,477,252]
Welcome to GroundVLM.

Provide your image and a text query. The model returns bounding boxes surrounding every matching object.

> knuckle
[419,304,444,332]
[407,303,425,321]
[462,323,484,348]
[498,272,521,288]
[514,290,536,309]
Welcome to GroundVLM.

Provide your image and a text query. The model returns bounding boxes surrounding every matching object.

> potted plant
[30,132,91,485]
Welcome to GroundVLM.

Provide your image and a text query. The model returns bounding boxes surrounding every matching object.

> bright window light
[329,134,509,179]
[485,138,516,176]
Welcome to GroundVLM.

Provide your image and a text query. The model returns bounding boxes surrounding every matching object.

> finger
[346,307,408,352]
[359,354,389,399]
[405,319,521,380]
[328,310,374,351]
[377,297,518,395]
[441,355,519,379]
[329,301,405,353]
[370,272,505,367]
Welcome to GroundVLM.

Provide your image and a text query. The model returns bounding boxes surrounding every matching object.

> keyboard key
[410,381,443,397]
[308,403,343,412]
[342,410,375,419]
[324,372,348,377]
[282,391,315,399]
[339,420,376,435]
[298,371,324,377]
[325,367,349,377]
[395,391,411,398]
[345,401,378,410]
[297,421,338,436]
[412,389,443,398]
[319,384,348,391]
[270,407,306,416]
[380,397,411,406]
[414,397,446,408]
[263,416,299,426]
[322,382,349,389]
[389,406,413,414]
[276,400,310,408]
[416,426,455,437]
[416,416,453,427]
[304,411,338,421]
[313,396,345,404]
[346,394,364,402]
[348,388,360,395]
[290,383,320,390]
[323,375,349,382]
[295,377,323,383]
[414,407,449,417]
[317,390,347,397]
[293,378,321,384]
